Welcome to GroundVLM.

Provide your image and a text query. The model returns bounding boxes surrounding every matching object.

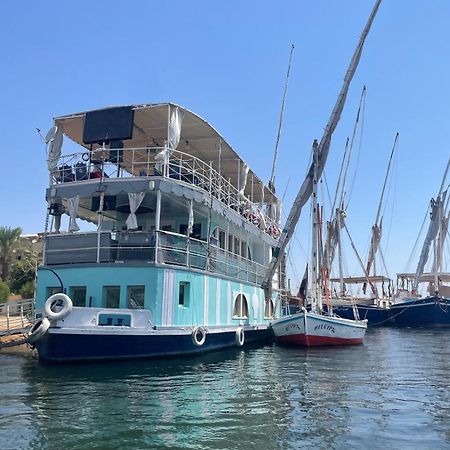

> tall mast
[310,141,320,312]
[413,156,450,292]
[263,0,382,296]
[269,44,295,192]
[363,132,398,294]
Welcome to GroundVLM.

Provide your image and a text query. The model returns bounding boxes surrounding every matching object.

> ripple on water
[1,329,450,449]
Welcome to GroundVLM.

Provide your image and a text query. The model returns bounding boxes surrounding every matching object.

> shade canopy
[54,103,278,204]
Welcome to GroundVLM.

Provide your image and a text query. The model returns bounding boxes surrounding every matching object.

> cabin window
[228,234,234,253]
[127,286,145,309]
[212,227,226,249]
[47,287,62,298]
[104,286,120,308]
[233,293,249,319]
[240,240,248,258]
[70,286,87,307]
[218,229,226,250]
[264,299,275,318]
[234,237,240,256]
[98,313,131,327]
[178,281,190,306]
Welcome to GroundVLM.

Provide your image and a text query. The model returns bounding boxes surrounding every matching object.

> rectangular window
[218,229,226,250]
[127,285,145,309]
[179,281,190,306]
[98,313,131,326]
[47,286,62,298]
[234,237,240,255]
[104,286,120,308]
[241,241,247,259]
[70,286,87,307]
[228,234,234,253]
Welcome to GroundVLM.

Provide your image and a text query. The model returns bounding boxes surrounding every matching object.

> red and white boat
[272,308,367,347]
[264,0,378,348]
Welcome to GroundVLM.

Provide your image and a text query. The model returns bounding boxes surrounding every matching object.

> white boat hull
[272,311,367,346]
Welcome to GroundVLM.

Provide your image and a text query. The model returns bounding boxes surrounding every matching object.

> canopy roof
[397,272,450,283]
[330,275,392,284]
[54,103,278,204]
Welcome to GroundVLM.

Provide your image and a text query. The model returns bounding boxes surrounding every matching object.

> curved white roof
[54,103,277,203]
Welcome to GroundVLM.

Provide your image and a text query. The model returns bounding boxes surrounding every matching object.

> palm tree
[0,226,22,281]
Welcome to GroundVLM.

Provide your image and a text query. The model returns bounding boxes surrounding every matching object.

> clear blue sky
[1,1,449,288]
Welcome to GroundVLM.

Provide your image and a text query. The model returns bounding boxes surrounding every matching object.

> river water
[1,328,450,450]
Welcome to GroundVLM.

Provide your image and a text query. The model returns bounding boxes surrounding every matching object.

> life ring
[44,293,73,321]
[28,317,50,344]
[191,326,206,346]
[235,327,245,346]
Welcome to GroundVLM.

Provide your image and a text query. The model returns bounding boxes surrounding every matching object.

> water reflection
[20,348,294,450]
[1,329,450,449]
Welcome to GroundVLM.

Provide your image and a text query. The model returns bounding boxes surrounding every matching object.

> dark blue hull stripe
[35,329,274,363]
[333,297,450,327]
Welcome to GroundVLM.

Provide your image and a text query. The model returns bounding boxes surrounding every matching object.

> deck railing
[44,231,268,286]
[52,146,281,239]
[0,299,34,335]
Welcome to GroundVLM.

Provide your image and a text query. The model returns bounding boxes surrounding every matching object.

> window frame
[233,293,249,319]
[127,285,145,309]
[69,286,87,307]
[103,286,121,309]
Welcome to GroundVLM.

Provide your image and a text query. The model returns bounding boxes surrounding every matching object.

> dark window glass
[104,286,120,308]
[127,286,145,309]
[70,287,87,307]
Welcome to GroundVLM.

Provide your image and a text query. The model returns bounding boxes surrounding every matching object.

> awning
[54,103,278,204]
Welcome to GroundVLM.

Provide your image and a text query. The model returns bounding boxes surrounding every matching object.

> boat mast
[269,44,295,193]
[310,141,321,312]
[362,132,398,294]
[413,157,450,293]
[263,0,382,300]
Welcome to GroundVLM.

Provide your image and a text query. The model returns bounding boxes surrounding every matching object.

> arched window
[233,293,249,319]
[264,299,275,318]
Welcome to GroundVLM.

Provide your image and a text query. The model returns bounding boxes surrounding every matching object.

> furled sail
[263,0,382,292]
[413,156,450,292]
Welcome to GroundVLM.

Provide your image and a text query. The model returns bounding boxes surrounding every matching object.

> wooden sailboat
[331,133,399,326]
[268,0,382,346]
[391,157,450,327]
[271,143,367,346]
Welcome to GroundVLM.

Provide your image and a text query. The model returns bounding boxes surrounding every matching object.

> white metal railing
[52,146,281,239]
[44,231,268,285]
[0,298,34,335]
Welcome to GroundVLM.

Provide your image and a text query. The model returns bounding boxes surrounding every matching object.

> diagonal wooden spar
[263,0,383,296]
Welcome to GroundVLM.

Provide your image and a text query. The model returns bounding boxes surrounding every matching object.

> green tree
[0,280,10,302]
[9,260,36,293]
[19,280,35,299]
[0,226,22,282]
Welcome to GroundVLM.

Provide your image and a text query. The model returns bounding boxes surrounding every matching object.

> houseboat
[29,103,283,362]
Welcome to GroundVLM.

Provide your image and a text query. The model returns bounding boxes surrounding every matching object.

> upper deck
[48,103,281,238]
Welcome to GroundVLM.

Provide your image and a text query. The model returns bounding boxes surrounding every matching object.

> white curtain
[187,199,194,236]
[126,192,145,230]
[168,106,185,150]
[67,195,80,232]
[46,125,63,173]
[155,148,171,176]
[239,163,249,196]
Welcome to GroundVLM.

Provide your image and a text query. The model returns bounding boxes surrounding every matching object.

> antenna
[36,128,45,144]
[269,44,295,193]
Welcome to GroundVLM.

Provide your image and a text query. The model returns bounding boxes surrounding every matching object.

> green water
[1,328,450,449]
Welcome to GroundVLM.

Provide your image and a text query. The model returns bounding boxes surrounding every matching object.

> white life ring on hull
[235,327,245,347]
[44,293,73,321]
[28,317,50,344]
[192,326,206,346]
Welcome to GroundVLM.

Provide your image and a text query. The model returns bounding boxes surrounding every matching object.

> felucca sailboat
[268,0,383,346]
